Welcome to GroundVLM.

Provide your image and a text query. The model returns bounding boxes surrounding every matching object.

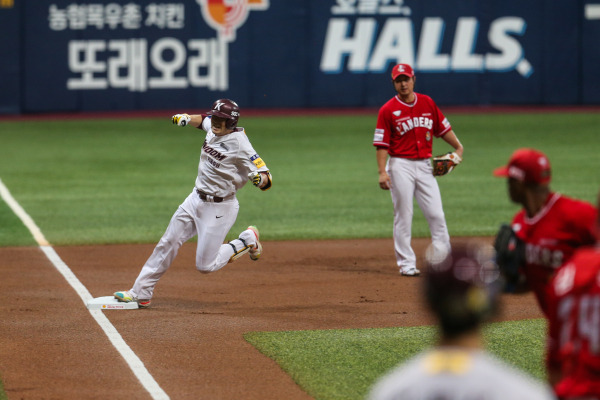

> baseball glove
[431,152,462,176]
[493,223,526,293]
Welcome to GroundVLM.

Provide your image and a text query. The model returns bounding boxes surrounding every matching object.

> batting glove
[248,171,262,187]
[172,113,191,127]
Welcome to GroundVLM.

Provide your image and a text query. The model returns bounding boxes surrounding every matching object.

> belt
[196,189,228,203]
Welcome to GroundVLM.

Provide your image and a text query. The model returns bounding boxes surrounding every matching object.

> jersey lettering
[525,243,564,269]
[398,116,434,135]
[202,141,227,161]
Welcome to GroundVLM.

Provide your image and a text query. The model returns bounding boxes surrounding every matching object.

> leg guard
[228,238,251,262]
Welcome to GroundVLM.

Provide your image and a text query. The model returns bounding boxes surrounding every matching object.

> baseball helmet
[424,242,501,338]
[207,99,240,129]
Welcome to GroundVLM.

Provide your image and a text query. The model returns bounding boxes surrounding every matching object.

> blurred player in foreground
[114,99,272,308]
[546,190,600,398]
[493,148,596,314]
[367,242,555,400]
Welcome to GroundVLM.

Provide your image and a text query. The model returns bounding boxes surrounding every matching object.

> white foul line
[0,178,169,400]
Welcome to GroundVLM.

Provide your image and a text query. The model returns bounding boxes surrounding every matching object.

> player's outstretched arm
[171,113,204,128]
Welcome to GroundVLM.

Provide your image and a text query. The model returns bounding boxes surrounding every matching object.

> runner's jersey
[511,193,596,315]
[195,116,268,197]
[373,93,452,159]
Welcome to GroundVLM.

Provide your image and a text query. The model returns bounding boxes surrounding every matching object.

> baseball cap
[391,64,414,80]
[493,148,551,184]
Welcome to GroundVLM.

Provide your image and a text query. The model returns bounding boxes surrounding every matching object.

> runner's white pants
[130,189,256,300]
[387,157,450,270]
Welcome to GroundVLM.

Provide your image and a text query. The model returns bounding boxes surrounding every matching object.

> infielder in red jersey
[493,148,596,316]
[374,63,464,276]
[547,243,600,399]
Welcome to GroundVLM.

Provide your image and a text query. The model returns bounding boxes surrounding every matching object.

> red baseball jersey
[547,246,600,398]
[511,193,596,315]
[373,93,452,159]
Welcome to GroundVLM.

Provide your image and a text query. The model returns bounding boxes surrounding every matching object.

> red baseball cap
[391,64,414,80]
[493,148,552,184]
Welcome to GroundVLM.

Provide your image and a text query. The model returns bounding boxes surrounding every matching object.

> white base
[87,296,139,310]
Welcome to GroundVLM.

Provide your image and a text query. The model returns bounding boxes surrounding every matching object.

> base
[86,296,139,310]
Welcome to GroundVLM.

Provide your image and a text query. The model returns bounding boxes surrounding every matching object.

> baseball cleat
[247,225,262,261]
[400,268,421,277]
[137,299,151,308]
[114,290,135,302]
[114,291,151,308]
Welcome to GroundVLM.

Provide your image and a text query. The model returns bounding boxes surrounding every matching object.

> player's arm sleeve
[432,102,452,138]
[373,108,391,148]
[572,203,598,244]
[199,114,211,132]
[243,139,271,190]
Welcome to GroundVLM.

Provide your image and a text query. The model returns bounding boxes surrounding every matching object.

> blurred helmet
[207,99,240,129]
[424,242,501,338]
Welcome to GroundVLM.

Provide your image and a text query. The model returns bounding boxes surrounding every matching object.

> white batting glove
[248,171,263,187]
[172,113,191,127]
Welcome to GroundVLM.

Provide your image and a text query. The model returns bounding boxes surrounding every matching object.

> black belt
[196,189,224,202]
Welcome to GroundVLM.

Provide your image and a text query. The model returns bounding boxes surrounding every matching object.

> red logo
[197,0,269,41]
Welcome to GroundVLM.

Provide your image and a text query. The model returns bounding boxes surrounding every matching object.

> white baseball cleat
[247,225,262,261]
[400,268,421,277]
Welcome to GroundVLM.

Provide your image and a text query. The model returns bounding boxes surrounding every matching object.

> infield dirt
[0,237,542,399]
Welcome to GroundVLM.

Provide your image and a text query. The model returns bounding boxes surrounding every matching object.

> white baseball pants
[387,157,450,271]
[129,189,256,300]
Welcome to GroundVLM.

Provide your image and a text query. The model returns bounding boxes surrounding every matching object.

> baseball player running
[367,243,555,400]
[114,99,272,308]
[546,192,600,398]
[374,63,464,276]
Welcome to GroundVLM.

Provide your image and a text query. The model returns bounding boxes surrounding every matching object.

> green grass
[0,373,6,400]
[0,112,598,245]
[245,319,547,400]
[0,112,593,397]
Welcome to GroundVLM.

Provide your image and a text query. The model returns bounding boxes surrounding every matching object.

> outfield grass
[245,319,547,400]
[0,112,598,245]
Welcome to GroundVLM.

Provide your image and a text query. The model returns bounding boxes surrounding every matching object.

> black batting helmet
[207,99,240,129]
[424,242,501,338]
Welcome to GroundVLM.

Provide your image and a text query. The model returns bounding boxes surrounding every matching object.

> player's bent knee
[195,263,217,274]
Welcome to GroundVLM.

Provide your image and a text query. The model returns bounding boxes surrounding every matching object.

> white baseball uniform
[368,348,555,400]
[129,116,269,301]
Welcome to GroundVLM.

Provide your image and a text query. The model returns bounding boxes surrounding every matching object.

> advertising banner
[0,0,598,113]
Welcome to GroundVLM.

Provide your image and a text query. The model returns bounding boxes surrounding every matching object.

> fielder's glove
[172,113,191,127]
[493,223,526,293]
[431,152,462,176]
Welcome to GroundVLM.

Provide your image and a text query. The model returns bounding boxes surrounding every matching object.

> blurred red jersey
[547,246,600,399]
[511,193,596,315]
[373,93,452,159]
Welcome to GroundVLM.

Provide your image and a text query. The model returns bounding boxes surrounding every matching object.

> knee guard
[228,238,251,262]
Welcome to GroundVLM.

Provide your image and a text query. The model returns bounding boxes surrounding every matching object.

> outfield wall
[1,0,599,114]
